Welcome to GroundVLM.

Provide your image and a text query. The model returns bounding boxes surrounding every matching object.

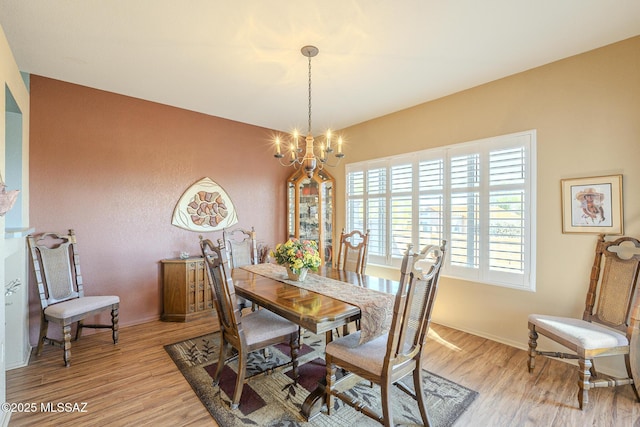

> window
[346,130,536,291]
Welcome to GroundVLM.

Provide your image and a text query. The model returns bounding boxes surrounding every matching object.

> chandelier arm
[317,154,344,168]
[275,156,302,168]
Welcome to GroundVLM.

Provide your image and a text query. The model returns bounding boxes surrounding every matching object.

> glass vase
[286,266,308,282]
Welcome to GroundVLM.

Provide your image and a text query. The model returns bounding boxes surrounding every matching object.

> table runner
[240,263,395,344]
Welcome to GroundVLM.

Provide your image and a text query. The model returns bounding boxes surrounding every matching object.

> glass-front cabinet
[287,168,335,265]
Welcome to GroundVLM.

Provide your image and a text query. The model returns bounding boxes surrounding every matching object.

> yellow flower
[273,238,322,274]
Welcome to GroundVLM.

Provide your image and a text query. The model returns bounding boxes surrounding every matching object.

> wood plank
[6,318,640,426]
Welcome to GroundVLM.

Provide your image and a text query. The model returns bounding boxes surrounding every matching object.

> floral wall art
[171,177,238,232]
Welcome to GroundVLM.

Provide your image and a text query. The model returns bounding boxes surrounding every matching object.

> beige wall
[334,36,640,362]
[28,76,291,344]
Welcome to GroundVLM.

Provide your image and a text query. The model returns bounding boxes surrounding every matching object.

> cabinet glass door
[286,168,335,265]
[299,178,319,242]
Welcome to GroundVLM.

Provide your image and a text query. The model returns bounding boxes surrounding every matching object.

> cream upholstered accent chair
[200,237,300,409]
[27,229,119,367]
[528,234,640,409]
[336,228,370,274]
[325,241,446,427]
[222,226,258,311]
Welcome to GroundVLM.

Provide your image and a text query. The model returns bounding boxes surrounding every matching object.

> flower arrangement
[272,238,322,274]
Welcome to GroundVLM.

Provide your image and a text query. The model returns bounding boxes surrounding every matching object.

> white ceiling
[1,1,639,134]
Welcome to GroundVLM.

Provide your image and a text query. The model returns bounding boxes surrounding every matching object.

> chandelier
[274,45,344,178]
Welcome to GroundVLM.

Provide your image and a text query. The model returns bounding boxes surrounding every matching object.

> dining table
[231,263,399,420]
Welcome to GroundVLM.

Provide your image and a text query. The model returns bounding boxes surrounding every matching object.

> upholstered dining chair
[222,226,258,311]
[336,228,370,274]
[325,241,446,426]
[199,237,300,409]
[528,234,640,409]
[334,228,370,336]
[27,229,120,367]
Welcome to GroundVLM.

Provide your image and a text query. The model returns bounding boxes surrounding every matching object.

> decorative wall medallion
[171,177,238,232]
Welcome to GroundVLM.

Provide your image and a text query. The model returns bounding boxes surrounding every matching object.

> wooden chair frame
[222,226,259,311]
[528,234,640,409]
[200,237,300,409]
[336,228,370,274]
[27,229,119,367]
[325,241,446,426]
[222,226,258,269]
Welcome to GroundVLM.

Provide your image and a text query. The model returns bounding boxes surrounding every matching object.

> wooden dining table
[231,265,398,420]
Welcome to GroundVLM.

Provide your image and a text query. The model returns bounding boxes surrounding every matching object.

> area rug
[165,330,477,426]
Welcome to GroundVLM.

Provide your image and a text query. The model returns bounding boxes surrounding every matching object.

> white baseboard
[5,345,32,371]
[0,411,11,427]
[431,320,628,378]
[432,320,527,351]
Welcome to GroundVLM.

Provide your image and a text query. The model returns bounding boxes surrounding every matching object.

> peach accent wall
[28,76,290,344]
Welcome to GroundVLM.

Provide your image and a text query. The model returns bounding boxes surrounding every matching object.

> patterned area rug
[165,330,477,426]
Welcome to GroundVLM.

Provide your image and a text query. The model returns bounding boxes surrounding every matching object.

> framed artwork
[561,174,623,234]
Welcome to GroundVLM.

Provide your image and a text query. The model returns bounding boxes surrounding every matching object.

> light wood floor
[6,317,640,426]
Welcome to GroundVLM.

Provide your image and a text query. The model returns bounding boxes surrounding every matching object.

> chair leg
[62,324,72,367]
[527,325,538,373]
[325,355,336,415]
[413,362,432,426]
[578,358,592,409]
[380,378,394,427]
[111,305,119,344]
[624,353,640,402]
[75,320,84,341]
[232,348,248,409]
[36,319,48,356]
[213,340,229,386]
[289,332,300,382]
[589,359,598,378]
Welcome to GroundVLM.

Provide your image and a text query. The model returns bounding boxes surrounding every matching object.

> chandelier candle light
[274,45,344,178]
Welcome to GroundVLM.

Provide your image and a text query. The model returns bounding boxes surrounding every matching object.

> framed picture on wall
[561,174,623,234]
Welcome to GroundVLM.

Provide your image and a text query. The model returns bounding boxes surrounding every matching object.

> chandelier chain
[308,54,312,135]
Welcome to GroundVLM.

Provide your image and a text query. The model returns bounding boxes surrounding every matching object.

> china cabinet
[286,168,335,265]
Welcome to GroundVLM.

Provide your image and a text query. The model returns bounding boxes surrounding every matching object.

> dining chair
[336,228,370,274]
[200,237,300,409]
[335,228,370,336]
[528,234,640,409]
[222,226,258,311]
[325,240,446,426]
[27,229,120,367]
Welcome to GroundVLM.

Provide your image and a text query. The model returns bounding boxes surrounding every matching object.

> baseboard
[0,411,11,427]
[432,320,527,351]
[431,320,628,378]
[5,344,33,371]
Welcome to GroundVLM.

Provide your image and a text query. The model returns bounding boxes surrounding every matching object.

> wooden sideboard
[161,257,215,321]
